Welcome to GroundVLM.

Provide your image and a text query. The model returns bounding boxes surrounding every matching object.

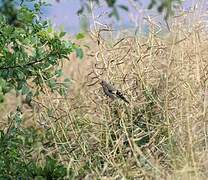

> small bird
[100,80,129,104]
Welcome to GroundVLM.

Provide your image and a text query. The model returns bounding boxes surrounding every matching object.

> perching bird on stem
[100,80,129,104]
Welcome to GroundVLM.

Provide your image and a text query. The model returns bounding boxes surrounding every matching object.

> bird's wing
[116,90,129,104]
[101,80,129,103]
[105,83,117,94]
[101,81,116,93]
[102,85,116,99]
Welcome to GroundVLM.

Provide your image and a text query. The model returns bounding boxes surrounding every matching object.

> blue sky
[42,0,153,33]
[41,0,199,34]
[1,0,203,34]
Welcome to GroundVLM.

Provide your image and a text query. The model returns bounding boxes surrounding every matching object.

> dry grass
[1,3,208,180]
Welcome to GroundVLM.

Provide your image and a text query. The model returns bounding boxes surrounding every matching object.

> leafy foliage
[0,0,81,103]
[148,0,182,19]
[0,110,67,179]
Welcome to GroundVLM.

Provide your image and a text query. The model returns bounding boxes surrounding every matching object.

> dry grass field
[1,4,208,180]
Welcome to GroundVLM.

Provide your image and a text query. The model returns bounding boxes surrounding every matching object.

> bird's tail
[116,91,129,104]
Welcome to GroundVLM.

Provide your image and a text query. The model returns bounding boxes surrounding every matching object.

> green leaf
[21,84,30,95]
[109,7,119,20]
[54,165,67,177]
[0,79,6,90]
[47,27,53,33]
[63,41,73,49]
[16,71,25,80]
[148,0,156,9]
[55,69,63,77]
[34,3,41,12]
[17,81,24,91]
[25,91,33,105]
[48,79,57,90]
[59,31,66,38]
[76,32,85,40]
[63,78,71,88]
[77,6,84,15]
[118,5,128,11]
[44,156,56,173]
[59,86,67,96]
[106,0,116,7]
[0,93,4,103]
[75,48,84,59]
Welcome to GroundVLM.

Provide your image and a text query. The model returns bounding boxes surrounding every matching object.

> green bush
[0,1,81,178]
[0,110,67,179]
[0,0,82,104]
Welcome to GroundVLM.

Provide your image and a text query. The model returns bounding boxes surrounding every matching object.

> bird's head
[100,80,107,86]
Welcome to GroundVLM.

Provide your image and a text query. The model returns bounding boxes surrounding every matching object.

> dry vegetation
[1,4,208,180]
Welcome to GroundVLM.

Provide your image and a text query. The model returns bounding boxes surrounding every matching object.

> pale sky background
[40,0,207,34]
[1,0,206,33]
[42,0,157,33]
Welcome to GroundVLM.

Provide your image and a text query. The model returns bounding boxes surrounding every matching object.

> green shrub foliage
[0,0,81,103]
[0,110,67,178]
